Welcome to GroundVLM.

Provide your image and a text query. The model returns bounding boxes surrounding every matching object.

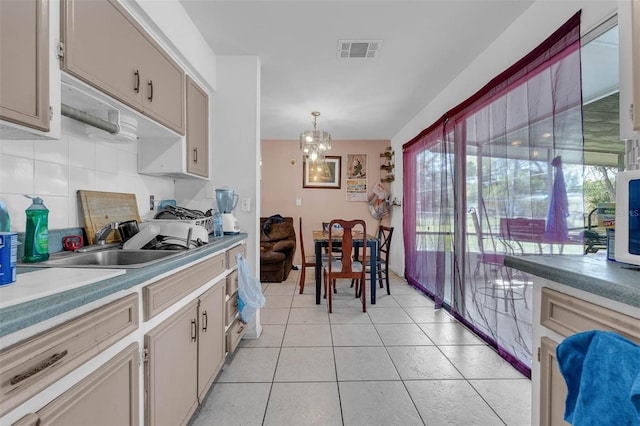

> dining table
[312,230,379,305]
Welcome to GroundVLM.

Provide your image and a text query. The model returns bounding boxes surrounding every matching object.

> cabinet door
[62,0,185,135]
[145,301,198,426]
[62,0,145,111]
[25,344,139,426]
[186,76,209,178]
[197,283,225,400]
[0,0,49,131]
[633,0,640,131]
[539,337,569,426]
[139,37,185,136]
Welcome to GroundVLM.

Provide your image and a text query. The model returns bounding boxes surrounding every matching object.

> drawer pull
[202,310,208,332]
[191,319,197,342]
[237,325,244,334]
[11,350,68,385]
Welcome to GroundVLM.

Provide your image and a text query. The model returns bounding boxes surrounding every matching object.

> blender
[215,188,240,234]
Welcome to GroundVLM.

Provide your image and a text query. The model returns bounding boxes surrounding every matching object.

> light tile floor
[190,269,531,426]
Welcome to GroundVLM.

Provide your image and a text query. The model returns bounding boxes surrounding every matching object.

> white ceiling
[179,0,537,141]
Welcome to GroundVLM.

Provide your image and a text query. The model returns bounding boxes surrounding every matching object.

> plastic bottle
[0,200,9,232]
[22,195,49,263]
[213,209,224,238]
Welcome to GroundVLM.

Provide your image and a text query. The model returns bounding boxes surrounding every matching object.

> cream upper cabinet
[186,76,210,178]
[619,0,640,139]
[633,0,640,131]
[0,0,50,132]
[138,75,210,179]
[61,0,185,135]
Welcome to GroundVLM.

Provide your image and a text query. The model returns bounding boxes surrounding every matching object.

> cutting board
[0,268,126,309]
[78,190,142,245]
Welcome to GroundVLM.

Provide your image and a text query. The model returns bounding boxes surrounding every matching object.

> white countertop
[0,268,126,309]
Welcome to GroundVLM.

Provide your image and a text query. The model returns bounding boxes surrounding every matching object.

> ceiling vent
[337,40,382,59]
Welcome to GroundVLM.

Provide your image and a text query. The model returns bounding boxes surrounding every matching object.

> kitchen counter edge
[0,234,248,338]
[504,254,640,308]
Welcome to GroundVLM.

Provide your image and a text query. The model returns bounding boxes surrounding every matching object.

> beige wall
[261,139,395,265]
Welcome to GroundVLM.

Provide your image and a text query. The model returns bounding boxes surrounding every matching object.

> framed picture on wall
[303,156,341,189]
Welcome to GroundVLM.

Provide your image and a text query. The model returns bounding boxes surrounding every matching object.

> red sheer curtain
[403,121,450,308]
[403,12,583,376]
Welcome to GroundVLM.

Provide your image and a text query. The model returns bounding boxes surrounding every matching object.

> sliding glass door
[403,13,584,375]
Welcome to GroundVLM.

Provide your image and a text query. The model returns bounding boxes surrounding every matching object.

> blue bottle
[22,195,49,263]
[213,209,224,238]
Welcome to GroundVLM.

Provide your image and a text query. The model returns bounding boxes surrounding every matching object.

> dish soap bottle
[22,195,49,263]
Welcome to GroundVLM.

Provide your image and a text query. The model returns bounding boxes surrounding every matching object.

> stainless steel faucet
[94,222,119,245]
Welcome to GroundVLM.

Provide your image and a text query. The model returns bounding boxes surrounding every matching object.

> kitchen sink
[35,248,184,269]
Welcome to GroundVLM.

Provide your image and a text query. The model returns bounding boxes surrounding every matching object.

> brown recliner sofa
[260,216,296,282]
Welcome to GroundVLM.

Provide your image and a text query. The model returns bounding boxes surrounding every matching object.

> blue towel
[556,330,640,425]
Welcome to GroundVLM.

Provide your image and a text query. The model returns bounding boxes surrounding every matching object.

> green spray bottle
[0,200,9,232]
[22,195,49,263]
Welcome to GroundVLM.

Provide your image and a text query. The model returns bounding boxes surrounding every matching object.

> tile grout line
[216,271,527,425]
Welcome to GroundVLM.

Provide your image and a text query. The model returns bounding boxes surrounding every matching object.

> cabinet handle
[193,148,198,163]
[134,70,140,93]
[147,80,153,102]
[191,319,197,342]
[11,350,68,385]
[202,310,208,332]
[237,325,245,334]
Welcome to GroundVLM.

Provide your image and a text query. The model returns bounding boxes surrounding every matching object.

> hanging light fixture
[299,111,331,163]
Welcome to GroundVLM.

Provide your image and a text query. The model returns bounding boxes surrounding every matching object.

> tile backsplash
[0,116,176,232]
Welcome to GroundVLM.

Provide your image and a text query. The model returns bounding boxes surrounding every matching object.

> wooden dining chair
[323,219,366,313]
[375,225,394,295]
[298,217,317,294]
[350,225,394,295]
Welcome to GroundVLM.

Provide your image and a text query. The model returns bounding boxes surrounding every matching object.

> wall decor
[346,153,367,201]
[347,154,367,178]
[303,156,341,189]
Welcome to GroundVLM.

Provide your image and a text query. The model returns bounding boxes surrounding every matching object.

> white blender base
[222,213,240,234]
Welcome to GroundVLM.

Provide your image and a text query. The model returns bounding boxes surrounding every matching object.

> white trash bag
[368,180,390,220]
[236,253,265,324]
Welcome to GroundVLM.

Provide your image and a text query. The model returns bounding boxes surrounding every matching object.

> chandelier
[299,111,331,163]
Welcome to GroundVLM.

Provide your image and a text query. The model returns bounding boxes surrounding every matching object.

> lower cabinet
[2,241,247,425]
[0,294,139,415]
[14,343,139,426]
[197,283,225,401]
[144,282,225,426]
[536,286,640,425]
[539,337,568,426]
[144,301,199,426]
[224,269,246,354]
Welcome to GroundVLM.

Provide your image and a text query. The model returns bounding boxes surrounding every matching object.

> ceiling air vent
[337,40,382,59]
